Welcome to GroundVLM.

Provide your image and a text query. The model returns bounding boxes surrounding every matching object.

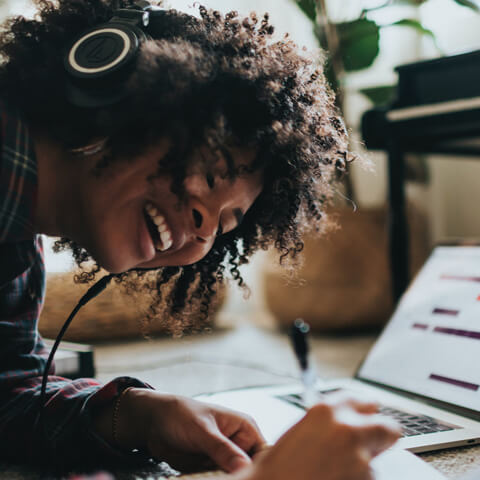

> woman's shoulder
[0,98,38,244]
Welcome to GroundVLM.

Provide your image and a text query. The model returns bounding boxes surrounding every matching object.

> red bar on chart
[433,326,480,340]
[440,274,480,283]
[429,374,479,391]
[412,323,429,330]
[432,308,459,316]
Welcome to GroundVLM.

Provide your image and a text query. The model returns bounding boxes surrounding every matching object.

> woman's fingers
[324,390,380,414]
[202,411,267,472]
[356,418,402,457]
[201,425,253,473]
[226,415,268,456]
[251,401,382,480]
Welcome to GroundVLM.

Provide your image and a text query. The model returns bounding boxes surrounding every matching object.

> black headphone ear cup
[63,2,162,108]
[65,23,143,81]
[64,23,150,107]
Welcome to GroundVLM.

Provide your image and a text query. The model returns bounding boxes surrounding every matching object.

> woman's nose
[191,203,219,242]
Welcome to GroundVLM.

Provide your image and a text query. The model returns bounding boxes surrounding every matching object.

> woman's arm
[0,237,153,468]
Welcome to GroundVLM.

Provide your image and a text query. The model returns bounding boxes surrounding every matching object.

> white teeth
[145,203,173,252]
[160,231,172,250]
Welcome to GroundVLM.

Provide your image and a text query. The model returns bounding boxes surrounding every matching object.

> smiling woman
[0,1,403,478]
[0,0,352,325]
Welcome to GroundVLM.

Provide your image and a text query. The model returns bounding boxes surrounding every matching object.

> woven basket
[263,205,430,331]
[39,271,226,342]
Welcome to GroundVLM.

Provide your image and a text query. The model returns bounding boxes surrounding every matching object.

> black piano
[362,49,480,302]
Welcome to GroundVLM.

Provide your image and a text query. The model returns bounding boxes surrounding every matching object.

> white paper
[198,390,448,479]
[178,449,447,479]
[457,468,480,480]
[372,450,446,480]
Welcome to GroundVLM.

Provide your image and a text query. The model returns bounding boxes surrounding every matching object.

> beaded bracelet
[112,386,134,448]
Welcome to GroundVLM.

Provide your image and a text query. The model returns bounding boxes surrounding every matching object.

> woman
[0,0,399,478]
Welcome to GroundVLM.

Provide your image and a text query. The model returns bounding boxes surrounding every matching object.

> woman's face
[75,140,263,273]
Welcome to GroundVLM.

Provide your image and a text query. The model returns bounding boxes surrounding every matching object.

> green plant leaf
[336,18,380,72]
[359,85,397,106]
[389,18,436,39]
[391,0,429,5]
[295,0,316,22]
[452,0,480,11]
[386,18,443,52]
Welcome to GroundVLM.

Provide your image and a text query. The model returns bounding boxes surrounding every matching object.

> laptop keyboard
[277,391,459,437]
[379,406,456,437]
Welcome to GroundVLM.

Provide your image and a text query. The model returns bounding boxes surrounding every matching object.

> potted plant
[263,0,478,331]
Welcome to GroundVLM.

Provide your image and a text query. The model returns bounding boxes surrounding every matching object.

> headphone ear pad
[64,23,149,107]
[65,23,144,80]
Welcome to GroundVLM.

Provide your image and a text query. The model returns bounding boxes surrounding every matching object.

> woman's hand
[237,394,401,480]
[93,389,399,480]
[114,388,267,473]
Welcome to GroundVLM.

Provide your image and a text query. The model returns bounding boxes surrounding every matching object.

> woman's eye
[206,173,215,189]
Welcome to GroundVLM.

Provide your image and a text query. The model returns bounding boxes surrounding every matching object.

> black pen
[289,318,320,408]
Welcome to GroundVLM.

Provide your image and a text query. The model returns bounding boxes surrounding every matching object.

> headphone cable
[36,274,115,449]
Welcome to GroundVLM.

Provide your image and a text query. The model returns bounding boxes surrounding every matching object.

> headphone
[64,0,163,108]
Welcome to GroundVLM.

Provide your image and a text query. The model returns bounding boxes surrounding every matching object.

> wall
[336,0,480,242]
[422,0,480,241]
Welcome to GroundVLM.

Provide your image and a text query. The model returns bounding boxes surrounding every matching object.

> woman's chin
[92,250,139,274]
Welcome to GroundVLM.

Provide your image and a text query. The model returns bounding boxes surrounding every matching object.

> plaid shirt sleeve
[0,101,154,468]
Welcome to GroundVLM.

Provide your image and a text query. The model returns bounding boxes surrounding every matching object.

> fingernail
[229,456,251,472]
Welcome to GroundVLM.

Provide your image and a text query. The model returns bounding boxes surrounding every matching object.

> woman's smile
[144,202,174,253]
[70,141,262,272]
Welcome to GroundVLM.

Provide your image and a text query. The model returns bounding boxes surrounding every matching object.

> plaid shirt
[0,100,152,468]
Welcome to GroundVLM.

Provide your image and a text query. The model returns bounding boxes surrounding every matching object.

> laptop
[197,245,480,452]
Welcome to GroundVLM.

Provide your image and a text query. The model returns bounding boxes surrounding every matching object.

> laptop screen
[357,246,480,413]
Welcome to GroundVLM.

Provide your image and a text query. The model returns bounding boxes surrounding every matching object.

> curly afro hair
[0,0,352,333]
